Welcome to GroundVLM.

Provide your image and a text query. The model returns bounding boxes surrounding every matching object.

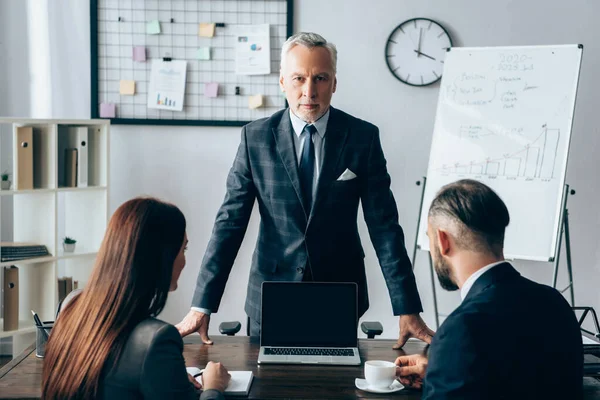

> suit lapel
[309,107,349,223]
[272,110,309,217]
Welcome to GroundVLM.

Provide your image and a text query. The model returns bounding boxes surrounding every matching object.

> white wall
[1,0,599,338]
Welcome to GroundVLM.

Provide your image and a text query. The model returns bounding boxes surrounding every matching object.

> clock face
[385,18,452,86]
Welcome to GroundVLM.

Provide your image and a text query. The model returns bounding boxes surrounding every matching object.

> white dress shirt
[460,260,509,301]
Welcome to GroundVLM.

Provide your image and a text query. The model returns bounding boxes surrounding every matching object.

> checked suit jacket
[191,107,423,323]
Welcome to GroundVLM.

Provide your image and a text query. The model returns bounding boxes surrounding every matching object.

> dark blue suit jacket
[423,263,583,399]
[192,107,422,322]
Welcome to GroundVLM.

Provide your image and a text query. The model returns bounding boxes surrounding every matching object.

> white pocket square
[337,168,357,181]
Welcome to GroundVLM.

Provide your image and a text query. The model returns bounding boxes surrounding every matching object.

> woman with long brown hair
[42,197,229,400]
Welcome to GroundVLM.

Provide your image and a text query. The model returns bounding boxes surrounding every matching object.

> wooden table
[2,336,600,399]
[183,337,426,399]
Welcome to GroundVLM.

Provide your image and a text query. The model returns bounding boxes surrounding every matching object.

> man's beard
[433,244,459,291]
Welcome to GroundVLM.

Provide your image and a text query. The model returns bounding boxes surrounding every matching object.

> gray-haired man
[177,32,433,347]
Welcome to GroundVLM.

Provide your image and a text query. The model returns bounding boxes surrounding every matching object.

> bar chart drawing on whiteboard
[438,126,560,181]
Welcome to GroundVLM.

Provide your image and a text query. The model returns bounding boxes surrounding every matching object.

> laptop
[257,282,361,365]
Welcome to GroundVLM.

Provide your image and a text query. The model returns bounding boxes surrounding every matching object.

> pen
[31,310,50,340]
[31,310,43,327]
[194,369,205,378]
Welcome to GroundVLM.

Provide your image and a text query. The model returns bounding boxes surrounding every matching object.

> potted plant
[1,171,11,190]
[63,237,77,253]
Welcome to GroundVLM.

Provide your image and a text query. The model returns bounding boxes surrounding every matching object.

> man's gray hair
[280,32,337,73]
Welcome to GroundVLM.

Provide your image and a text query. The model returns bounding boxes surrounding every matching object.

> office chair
[218,319,384,339]
[572,306,600,377]
[218,321,242,336]
[360,321,383,339]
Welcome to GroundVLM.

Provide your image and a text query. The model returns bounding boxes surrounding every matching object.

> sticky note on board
[197,47,211,60]
[119,80,136,95]
[133,46,146,62]
[147,20,161,34]
[248,95,264,109]
[204,83,219,98]
[199,23,216,37]
[99,103,116,118]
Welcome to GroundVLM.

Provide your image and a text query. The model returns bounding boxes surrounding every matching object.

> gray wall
[1,0,598,338]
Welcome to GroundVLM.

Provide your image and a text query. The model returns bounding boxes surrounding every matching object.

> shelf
[0,117,109,125]
[0,188,55,196]
[0,117,109,348]
[57,247,98,259]
[56,186,107,193]
[0,319,37,339]
[0,187,107,196]
[0,255,56,268]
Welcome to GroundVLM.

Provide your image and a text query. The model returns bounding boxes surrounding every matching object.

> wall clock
[385,18,453,86]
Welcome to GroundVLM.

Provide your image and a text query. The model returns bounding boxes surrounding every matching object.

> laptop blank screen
[261,282,358,348]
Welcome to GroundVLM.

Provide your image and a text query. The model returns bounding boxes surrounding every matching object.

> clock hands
[415,28,436,61]
[413,49,436,61]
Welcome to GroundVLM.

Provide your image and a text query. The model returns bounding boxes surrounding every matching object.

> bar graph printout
[147,60,187,112]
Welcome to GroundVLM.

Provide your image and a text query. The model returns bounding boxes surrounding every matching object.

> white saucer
[355,378,404,393]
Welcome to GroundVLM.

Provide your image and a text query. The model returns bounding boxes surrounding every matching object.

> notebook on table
[186,367,253,397]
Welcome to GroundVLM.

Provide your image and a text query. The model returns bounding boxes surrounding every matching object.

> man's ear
[436,228,451,257]
[279,72,285,92]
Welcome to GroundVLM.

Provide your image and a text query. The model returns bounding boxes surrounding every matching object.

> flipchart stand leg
[412,178,427,267]
[563,210,575,306]
[428,252,440,329]
[552,186,576,306]
[413,177,440,330]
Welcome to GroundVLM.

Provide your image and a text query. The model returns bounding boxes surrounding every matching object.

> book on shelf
[64,148,78,187]
[16,126,34,190]
[1,242,50,261]
[3,266,19,331]
[58,277,74,303]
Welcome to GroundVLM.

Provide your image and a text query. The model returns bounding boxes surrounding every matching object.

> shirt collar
[289,108,329,139]
[460,260,509,301]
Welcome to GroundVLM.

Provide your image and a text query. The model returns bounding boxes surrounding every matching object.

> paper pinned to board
[99,103,116,118]
[147,20,161,35]
[197,47,211,61]
[147,60,187,111]
[133,46,146,62]
[119,80,136,95]
[199,23,216,37]
[248,94,264,109]
[204,83,219,98]
[234,24,271,75]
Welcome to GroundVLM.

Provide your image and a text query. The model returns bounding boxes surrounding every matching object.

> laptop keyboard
[264,348,355,356]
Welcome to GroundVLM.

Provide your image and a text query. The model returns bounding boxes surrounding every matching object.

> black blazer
[99,318,223,400]
[58,291,223,400]
[423,263,583,399]
[192,107,422,322]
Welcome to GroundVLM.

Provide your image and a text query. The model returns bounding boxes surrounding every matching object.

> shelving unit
[0,118,109,355]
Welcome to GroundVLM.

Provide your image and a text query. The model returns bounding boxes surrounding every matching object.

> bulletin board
[90,0,293,126]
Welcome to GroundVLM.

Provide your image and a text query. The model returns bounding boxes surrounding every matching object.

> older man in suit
[396,179,583,399]
[176,32,433,347]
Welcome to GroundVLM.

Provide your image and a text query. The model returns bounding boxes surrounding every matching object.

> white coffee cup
[364,360,397,389]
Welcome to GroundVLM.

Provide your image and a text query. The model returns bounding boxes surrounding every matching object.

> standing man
[177,32,433,347]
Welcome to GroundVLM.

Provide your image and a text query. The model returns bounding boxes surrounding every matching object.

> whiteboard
[417,45,582,261]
